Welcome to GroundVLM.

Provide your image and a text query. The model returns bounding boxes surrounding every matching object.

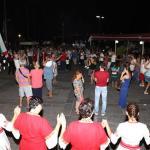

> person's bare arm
[59,113,68,149]
[45,114,61,149]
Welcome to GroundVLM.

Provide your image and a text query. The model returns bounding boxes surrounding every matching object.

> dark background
[0,0,150,42]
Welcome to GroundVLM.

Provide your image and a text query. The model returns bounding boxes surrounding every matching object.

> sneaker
[101,113,105,116]
[139,84,144,87]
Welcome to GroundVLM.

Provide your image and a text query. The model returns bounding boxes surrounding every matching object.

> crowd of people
[1,97,150,150]
[0,46,150,150]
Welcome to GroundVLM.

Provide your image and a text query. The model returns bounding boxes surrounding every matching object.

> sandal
[144,91,148,95]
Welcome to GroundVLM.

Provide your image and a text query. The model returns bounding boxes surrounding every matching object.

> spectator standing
[13,52,20,71]
[110,52,117,68]
[110,62,120,89]
[43,58,54,97]
[144,59,150,94]
[15,60,32,108]
[30,62,43,98]
[8,52,15,75]
[59,50,67,71]
[94,63,109,116]
[139,57,146,87]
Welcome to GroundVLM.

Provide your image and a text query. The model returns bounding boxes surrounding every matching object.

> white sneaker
[139,84,144,87]
[101,113,105,116]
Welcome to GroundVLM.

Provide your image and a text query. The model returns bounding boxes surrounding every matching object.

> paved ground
[0,68,150,150]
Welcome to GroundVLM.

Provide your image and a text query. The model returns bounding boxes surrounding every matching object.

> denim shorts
[145,76,150,83]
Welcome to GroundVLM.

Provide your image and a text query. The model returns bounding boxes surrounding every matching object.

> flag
[0,33,7,56]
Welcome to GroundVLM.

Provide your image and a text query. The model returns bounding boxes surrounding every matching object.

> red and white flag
[0,33,8,56]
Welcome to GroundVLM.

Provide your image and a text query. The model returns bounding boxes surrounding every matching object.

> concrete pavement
[0,69,150,150]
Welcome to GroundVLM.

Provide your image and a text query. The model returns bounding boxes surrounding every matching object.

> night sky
[0,0,150,41]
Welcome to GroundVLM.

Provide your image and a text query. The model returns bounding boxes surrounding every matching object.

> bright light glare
[115,40,119,44]
[96,16,100,19]
[96,16,104,19]
[18,34,21,38]
[139,41,144,44]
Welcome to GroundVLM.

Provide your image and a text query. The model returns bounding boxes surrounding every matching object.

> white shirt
[80,52,84,60]
[14,59,20,70]
[140,59,146,74]
[0,114,11,150]
[100,53,104,61]
[27,50,33,57]
[111,54,116,62]
[111,122,150,149]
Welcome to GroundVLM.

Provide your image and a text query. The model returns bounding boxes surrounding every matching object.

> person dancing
[72,70,84,114]
[103,103,150,150]
[118,64,131,109]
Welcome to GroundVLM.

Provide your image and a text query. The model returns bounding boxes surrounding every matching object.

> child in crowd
[72,70,84,114]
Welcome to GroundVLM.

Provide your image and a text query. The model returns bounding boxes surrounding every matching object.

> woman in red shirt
[59,98,110,150]
[13,96,61,150]
[30,62,43,98]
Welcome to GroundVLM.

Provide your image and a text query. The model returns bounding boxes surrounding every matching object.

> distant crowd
[0,46,150,150]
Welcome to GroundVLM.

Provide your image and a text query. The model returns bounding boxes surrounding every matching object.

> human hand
[101,119,108,128]
[59,113,66,127]
[56,114,61,125]
[14,106,21,116]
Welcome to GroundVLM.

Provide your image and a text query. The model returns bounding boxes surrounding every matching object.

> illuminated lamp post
[115,40,119,55]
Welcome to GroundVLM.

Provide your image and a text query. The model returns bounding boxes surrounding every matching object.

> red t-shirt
[30,69,43,88]
[14,113,53,150]
[94,70,109,87]
[60,52,67,61]
[63,121,108,150]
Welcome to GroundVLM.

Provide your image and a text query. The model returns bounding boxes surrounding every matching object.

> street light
[96,15,104,19]
[139,41,144,56]
[18,34,22,38]
[115,40,119,55]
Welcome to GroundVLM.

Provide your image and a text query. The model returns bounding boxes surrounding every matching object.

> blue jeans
[94,86,107,114]
[45,78,52,91]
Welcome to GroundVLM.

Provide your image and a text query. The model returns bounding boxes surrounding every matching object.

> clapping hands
[57,113,66,128]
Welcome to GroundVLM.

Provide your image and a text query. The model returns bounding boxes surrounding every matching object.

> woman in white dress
[102,103,150,150]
